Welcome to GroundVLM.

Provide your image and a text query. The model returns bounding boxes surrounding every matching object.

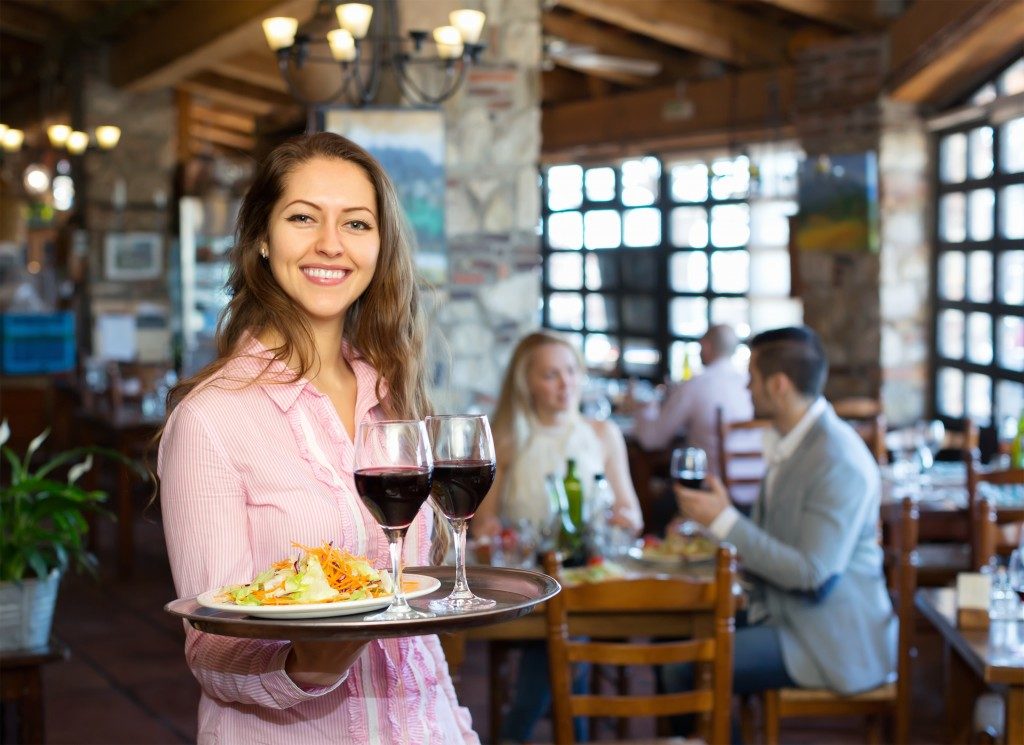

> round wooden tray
[164,565,559,641]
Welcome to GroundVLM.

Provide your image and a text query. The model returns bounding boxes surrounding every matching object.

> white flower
[0,419,8,447]
[68,455,94,484]
[26,428,50,461]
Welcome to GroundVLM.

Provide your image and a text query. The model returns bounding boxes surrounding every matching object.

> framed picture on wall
[320,108,447,283]
[104,232,164,280]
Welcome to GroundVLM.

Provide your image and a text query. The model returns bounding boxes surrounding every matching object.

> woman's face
[526,343,581,417]
[264,157,380,328]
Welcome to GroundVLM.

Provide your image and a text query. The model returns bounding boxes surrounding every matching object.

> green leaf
[3,446,25,485]
[27,551,48,580]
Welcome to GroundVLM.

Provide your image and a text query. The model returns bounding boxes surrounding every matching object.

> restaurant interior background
[0,0,1022,742]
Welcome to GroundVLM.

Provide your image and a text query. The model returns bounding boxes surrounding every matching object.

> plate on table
[196,574,441,619]
[628,533,718,565]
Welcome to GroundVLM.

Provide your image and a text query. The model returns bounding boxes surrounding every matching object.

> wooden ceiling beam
[549,56,652,88]
[110,0,313,92]
[553,0,787,67]
[189,103,257,134]
[0,2,61,43]
[888,0,1024,105]
[542,66,795,154]
[177,72,294,116]
[542,11,701,81]
[749,0,884,32]
[210,51,288,93]
[542,68,591,105]
[189,122,257,152]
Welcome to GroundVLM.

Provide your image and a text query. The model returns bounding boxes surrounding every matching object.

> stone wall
[428,0,542,413]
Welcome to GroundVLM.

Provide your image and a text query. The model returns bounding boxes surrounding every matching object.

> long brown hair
[168,132,429,420]
[491,330,584,453]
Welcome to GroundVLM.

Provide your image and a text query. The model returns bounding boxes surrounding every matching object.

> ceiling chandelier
[263,0,486,110]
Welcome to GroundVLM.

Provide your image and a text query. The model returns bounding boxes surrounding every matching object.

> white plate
[196,574,442,620]
[627,546,716,566]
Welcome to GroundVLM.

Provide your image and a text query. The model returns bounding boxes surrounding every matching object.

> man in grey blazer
[670,326,896,699]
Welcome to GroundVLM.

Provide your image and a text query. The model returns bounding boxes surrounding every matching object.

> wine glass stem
[384,528,411,612]
[450,518,472,599]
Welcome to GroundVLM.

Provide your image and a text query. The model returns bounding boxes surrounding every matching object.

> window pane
[670,251,709,292]
[938,251,966,300]
[967,188,994,241]
[967,250,993,302]
[669,340,704,380]
[968,127,994,179]
[966,373,992,425]
[585,167,615,202]
[755,148,799,198]
[670,162,708,202]
[621,157,660,206]
[998,316,1024,371]
[940,192,966,242]
[622,253,658,290]
[622,207,661,247]
[1001,184,1024,239]
[710,155,749,199]
[1002,59,1024,95]
[750,200,796,247]
[547,252,582,289]
[711,250,750,293]
[999,250,1023,304]
[749,250,791,295]
[621,338,660,377]
[583,210,621,250]
[548,211,583,249]
[585,253,617,290]
[710,204,750,248]
[671,297,709,336]
[1001,117,1024,173]
[622,295,656,331]
[584,334,619,372]
[548,292,583,329]
[938,309,965,359]
[937,367,964,417]
[670,206,708,248]
[940,132,967,183]
[710,297,751,338]
[585,294,616,332]
[996,380,1024,435]
[967,312,993,364]
[971,84,997,106]
[547,165,583,211]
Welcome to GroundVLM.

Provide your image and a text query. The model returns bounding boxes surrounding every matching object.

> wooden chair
[761,497,918,745]
[544,546,737,744]
[831,397,887,465]
[971,465,1024,568]
[716,407,770,507]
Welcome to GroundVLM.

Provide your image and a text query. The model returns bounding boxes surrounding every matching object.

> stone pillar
[878,100,930,425]
[429,0,542,412]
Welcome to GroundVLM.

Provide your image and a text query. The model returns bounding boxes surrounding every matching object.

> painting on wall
[321,108,446,283]
[794,152,879,253]
[104,232,164,280]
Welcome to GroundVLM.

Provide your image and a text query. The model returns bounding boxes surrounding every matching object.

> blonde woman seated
[475,329,643,541]
[474,330,643,744]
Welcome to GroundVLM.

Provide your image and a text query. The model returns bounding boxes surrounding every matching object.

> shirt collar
[763,396,827,467]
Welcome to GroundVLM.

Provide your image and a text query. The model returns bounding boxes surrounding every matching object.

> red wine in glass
[431,459,496,519]
[675,471,705,490]
[354,467,433,529]
[670,447,708,490]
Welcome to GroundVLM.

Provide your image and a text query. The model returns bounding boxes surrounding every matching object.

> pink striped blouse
[158,336,478,744]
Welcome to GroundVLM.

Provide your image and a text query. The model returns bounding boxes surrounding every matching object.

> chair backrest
[544,546,737,745]
[893,497,918,740]
[716,407,770,504]
[970,465,1024,568]
[831,397,887,465]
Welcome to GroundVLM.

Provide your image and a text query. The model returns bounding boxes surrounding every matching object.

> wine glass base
[427,594,497,613]
[365,604,435,622]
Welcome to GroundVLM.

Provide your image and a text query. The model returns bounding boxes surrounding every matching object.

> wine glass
[425,414,497,612]
[670,447,708,535]
[353,420,435,621]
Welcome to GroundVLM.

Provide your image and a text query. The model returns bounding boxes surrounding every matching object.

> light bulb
[327,29,356,62]
[337,3,373,39]
[66,131,89,155]
[2,128,24,152]
[47,124,72,147]
[450,9,485,44]
[262,17,298,50]
[0,123,8,139]
[95,125,121,149]
[433,25,464,60]
[23,164,51,196]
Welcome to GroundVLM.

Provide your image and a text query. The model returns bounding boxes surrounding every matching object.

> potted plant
[0,419,133,651]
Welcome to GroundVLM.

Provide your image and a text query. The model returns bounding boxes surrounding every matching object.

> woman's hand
[286,640,369,688]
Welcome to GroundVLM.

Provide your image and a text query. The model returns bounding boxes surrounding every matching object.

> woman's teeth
[303,267,347,279]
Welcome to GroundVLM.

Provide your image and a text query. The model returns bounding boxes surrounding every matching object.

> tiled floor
[31,509,951,744]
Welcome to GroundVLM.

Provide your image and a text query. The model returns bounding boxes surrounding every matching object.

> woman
[473,330,642,743]
[159,133,477,744]
[475,330,643,540]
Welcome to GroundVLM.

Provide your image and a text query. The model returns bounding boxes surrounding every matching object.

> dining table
[915,587,1024,745]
